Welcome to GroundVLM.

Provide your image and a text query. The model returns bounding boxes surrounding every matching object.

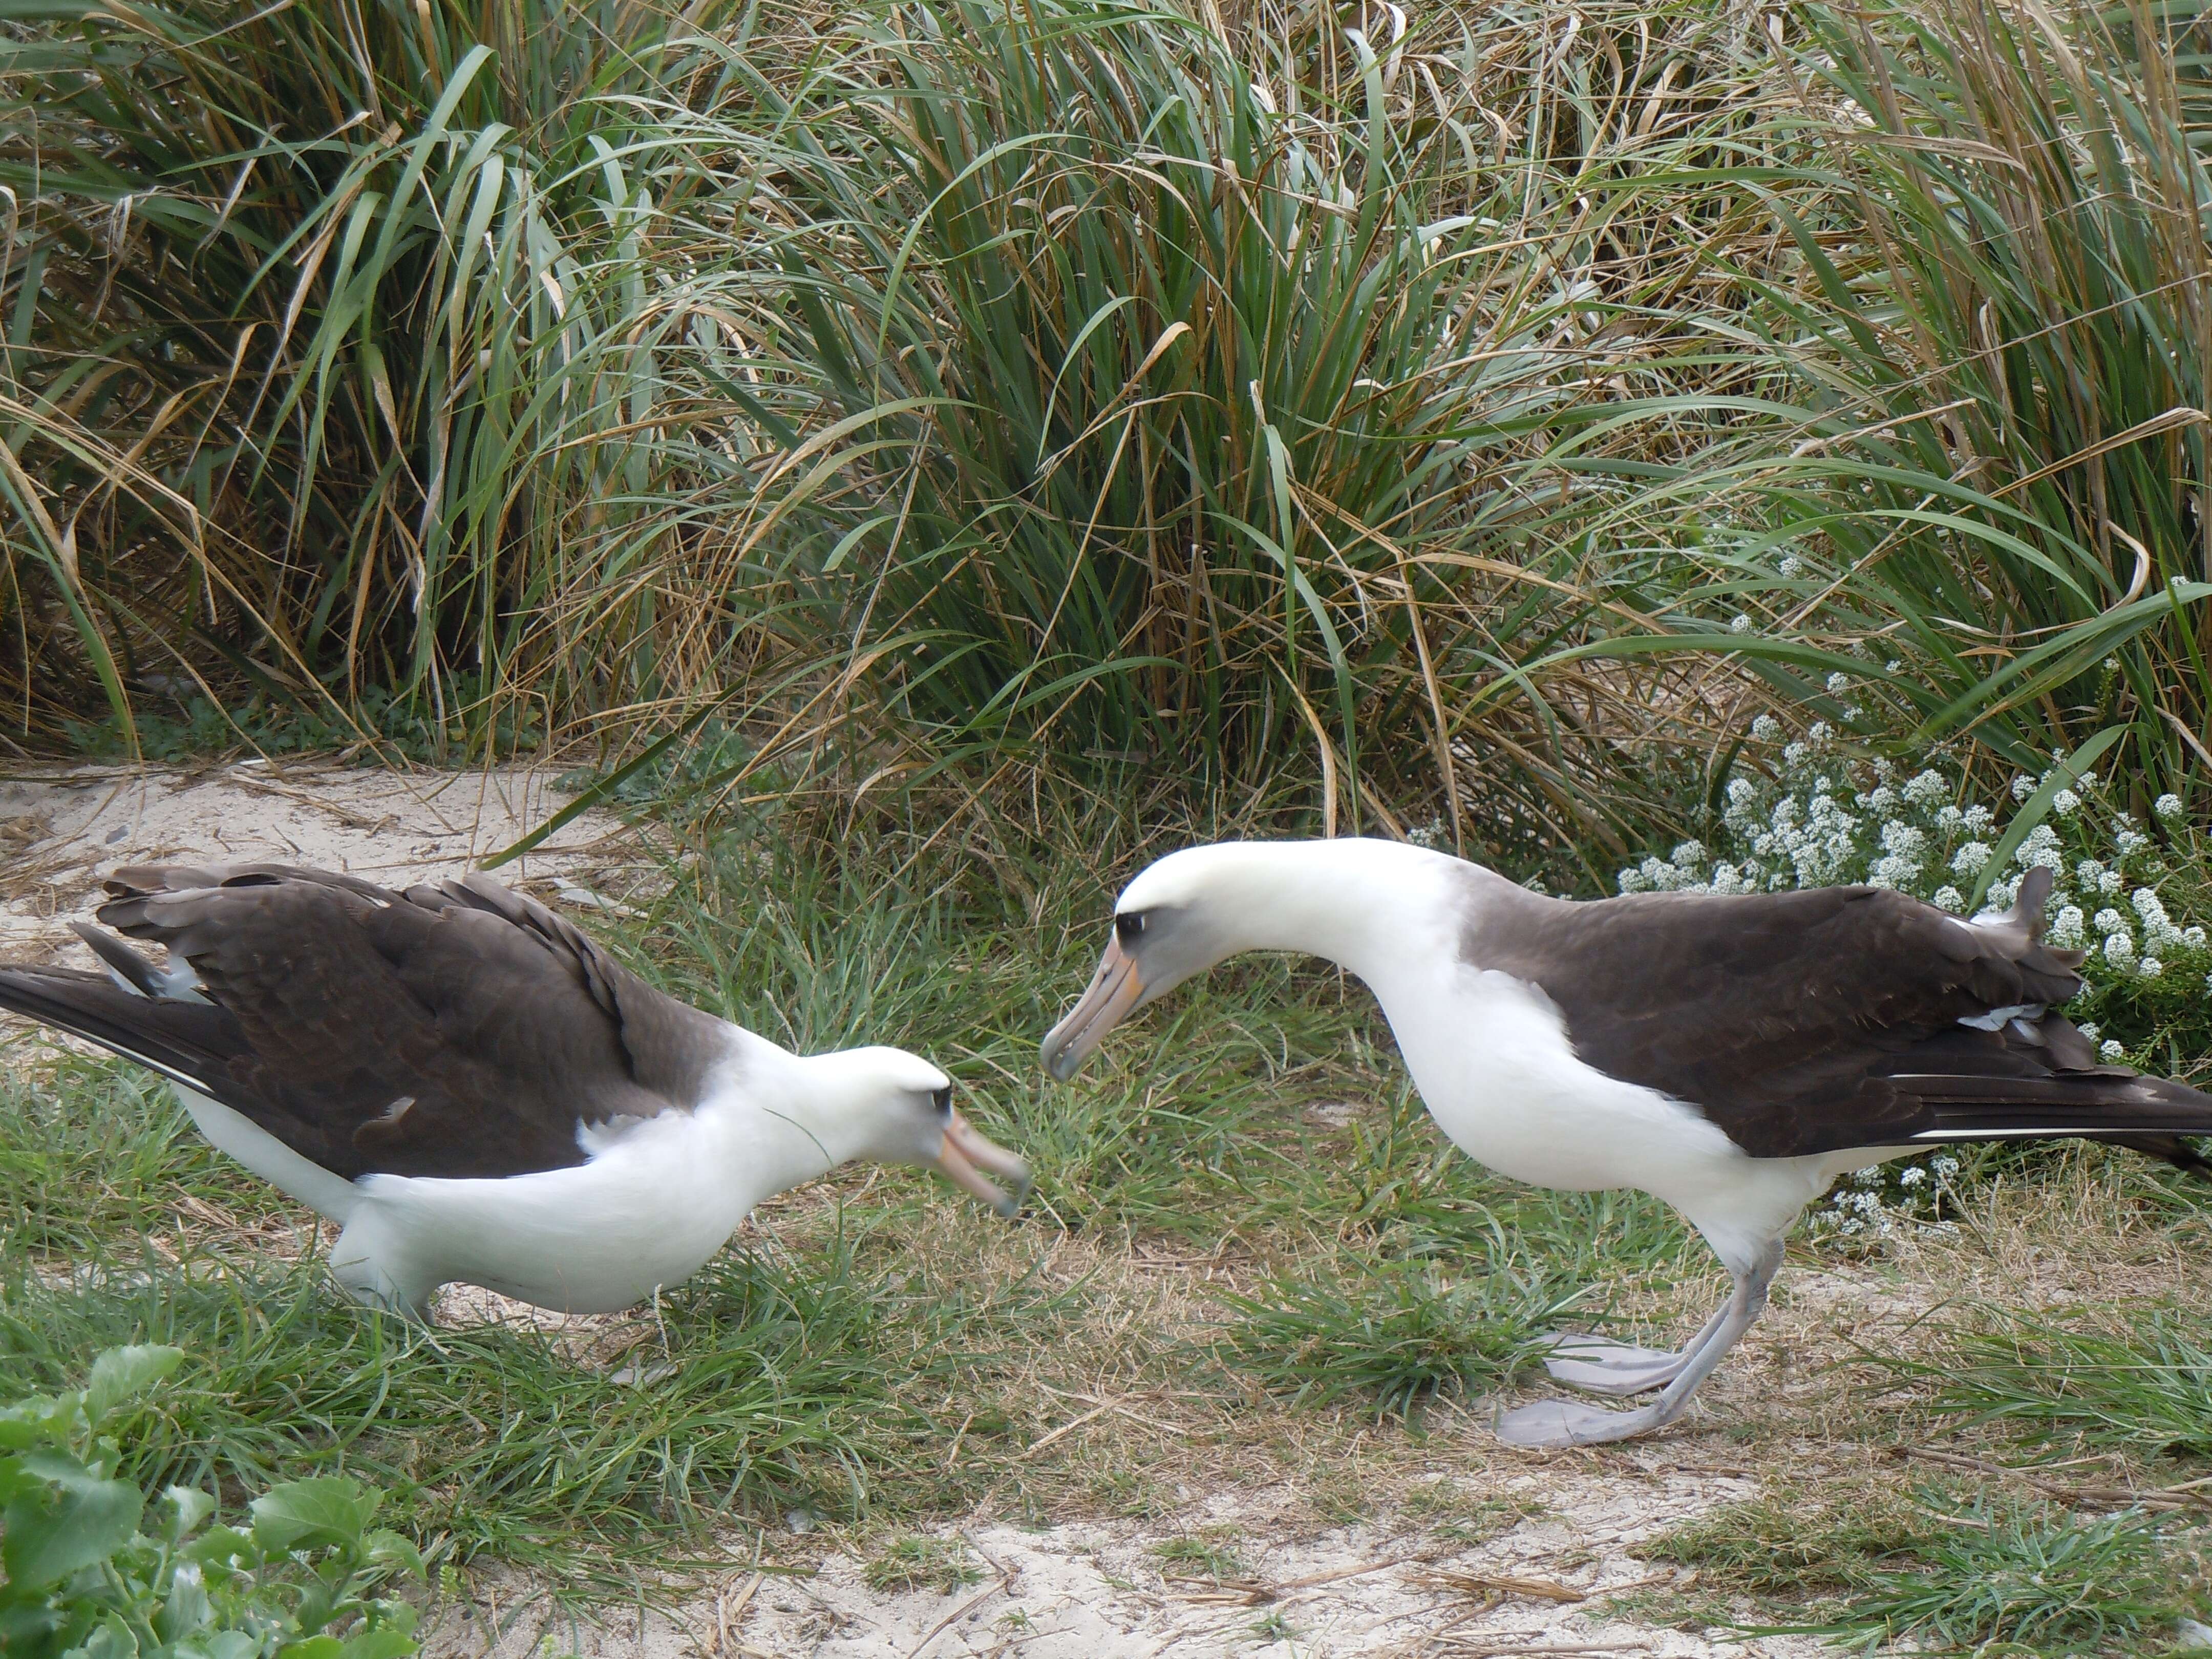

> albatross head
[1038,843,1272,1081]
[1040,838,1446,1081]
[814,1046,1032,1216]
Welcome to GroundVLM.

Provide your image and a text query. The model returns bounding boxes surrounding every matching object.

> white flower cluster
[1809,1154,1962,1245]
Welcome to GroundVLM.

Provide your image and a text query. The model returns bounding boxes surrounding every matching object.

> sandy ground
[0,762,1998,1657]
[424,1490,1828,1659]
[0,759,657,966]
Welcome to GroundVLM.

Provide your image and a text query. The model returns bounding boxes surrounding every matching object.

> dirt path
[431,1479,1834,1659]
[0,759,654,965]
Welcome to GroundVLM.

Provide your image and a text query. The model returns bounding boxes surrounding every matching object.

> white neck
[1161,838,1487,998]
[705,1041,882,1203]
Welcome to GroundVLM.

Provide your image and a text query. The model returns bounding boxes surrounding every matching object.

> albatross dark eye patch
[1116,912,1145,946]
[931,1085,952,1116]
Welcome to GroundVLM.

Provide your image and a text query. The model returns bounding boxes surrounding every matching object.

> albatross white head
[797,1046,1033,1215]
[1040,840,1434,1081]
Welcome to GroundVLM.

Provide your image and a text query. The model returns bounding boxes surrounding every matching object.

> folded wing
[1470,867,2212,1162]
[0,864,730,1180]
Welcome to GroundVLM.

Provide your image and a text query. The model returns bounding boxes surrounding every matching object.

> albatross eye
[1116,911,1145,947]
[931,1085,952,1116]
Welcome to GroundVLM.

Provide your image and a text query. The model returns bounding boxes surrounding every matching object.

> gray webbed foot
[1540,1333,1690,1396]
[1493,1396,1665,1449]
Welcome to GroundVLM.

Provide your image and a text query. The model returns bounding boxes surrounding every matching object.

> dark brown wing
[0,863,730,1180]
[1466,868,2212,1159]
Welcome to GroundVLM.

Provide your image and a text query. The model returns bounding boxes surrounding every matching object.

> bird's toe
[1493,1397,1657,1448]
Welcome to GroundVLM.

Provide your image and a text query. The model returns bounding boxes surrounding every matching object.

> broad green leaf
[85,1346,184,1424]
[336,1624,421,1659]
[181,1524,258,1572]
[161,1485,216,1542]
[2,1459,144,1589]
[362,1530,424,1579]
[250,1479,378,1554]
[160,1548,212,1639]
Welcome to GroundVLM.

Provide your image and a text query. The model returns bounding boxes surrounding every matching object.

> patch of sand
[427,1486,1834,1659]
[0,759,654,968]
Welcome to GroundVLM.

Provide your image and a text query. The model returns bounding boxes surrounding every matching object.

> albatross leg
[1539,1302,1733,1396]
[1495,1238,1784,1448]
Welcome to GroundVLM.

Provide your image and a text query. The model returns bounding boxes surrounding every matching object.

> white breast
[334,1104,768,1314]
[1375,966,1866,1272]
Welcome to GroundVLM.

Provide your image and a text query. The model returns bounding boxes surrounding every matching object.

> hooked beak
[1040,936,1144,1082]
[933,1111,1031,1218]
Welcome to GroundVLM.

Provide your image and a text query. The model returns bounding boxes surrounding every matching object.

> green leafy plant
[0,1344,423,1659]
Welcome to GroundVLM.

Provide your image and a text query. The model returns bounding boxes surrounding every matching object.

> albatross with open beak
[1043,838,2212,1448]
[0,862,1029,1317]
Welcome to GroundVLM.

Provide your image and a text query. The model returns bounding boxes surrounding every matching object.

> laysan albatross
[1039,838,2212,1448]
[0,862,1028,1317]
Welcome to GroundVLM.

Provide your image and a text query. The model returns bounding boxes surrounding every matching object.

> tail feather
[1901,1066,2212,1178]
[68,922,177,999]
[0,964,240,1096]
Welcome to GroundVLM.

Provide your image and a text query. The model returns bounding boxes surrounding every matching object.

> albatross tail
[0,959,236,1097]
[1902,1066,2212,1178]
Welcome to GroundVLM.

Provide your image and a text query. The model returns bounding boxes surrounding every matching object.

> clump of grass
[862,1534,984,1596]
[1401,1480,1548,1544]
[1897,1307,2212,1459]
[1817,1495,2195,1653]
[1248,1606,1298,1644]
[1151,1526,1247,1582]
[1210,1251,1579,1419]
[1650,1481,2204,1651]
[1708,0,2212,790]
[730,0,1733,838]
[1,0,769,750]
[1639,1480,1943,1594]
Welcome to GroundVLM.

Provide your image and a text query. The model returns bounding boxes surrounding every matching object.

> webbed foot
[1540,1333,1690,1396]
[1492,1396,1664,1449]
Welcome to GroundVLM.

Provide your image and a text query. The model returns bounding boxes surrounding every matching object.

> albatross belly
[1384,968,1908,1269]
[333,1106,766,1315]
[175,1084,364,1222]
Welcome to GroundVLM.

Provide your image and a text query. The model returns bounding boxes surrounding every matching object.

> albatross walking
[0,863,1028,1316]
[1040,839,2212,1448]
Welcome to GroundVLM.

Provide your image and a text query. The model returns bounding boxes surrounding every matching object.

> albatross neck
[714,1044,881,1198]
[1189,838,1474,993]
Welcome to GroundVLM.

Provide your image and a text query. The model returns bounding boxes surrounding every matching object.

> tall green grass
[1699,0,2212,802]
[13,0,2212,839]
[0,0,763,747]
[703,0,1750,831]
[0,0,1798,864]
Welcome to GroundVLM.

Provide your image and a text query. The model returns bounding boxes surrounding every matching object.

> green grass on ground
[5,812,2212,1651]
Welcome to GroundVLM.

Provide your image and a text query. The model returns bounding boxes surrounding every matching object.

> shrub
[1708,0,2212,795]
[0,1344,423,1659]
[0,0,755,745]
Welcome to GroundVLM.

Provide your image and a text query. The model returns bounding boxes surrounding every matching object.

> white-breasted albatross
[1039,838,2212,1448]
[0,862,1028,1317]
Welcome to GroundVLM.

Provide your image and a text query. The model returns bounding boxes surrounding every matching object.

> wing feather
[1465,868,2212,1158]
